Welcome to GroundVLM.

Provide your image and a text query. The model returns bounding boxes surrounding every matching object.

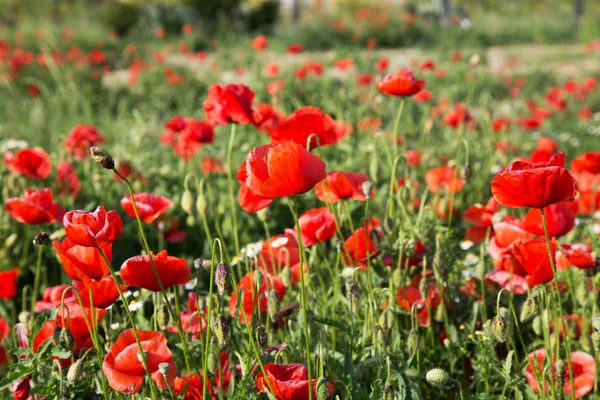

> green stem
[202,241,218,399]
[226,123,241,255]
[30,244,44,329]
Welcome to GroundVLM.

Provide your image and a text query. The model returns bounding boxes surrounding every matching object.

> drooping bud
[90,147,115,170]
[254,270,264,288]
[378,310,394,332]
[181,190,194,214]
[491,315,508,343]
[67,357,85,383]
[18,311,30,324]
[592,314,600,332]
[382,217,394,235]
[426,368,450,387]
[186,214,196,227]
[215,263,231,295]
[255,326,268,348]
[59,328,75,350]
[33,232,50,246]
[345,280,360,314]
[407,329,419,355]
[196,192,208,215]
[591,332,600,351]
[213,315,230,346]
[157,304,170,330]
[576,283,587,307]
[257,207,270,222]
[280,266,291,287]
[158,362,170,377]
[267,290,280,323]
[375,325,387,348]
[519,298,537,323]
[316,378,330,400]
[207,339,218,374]
[462,164,472,181]
[362,181,374,199]
[532,315,543,336]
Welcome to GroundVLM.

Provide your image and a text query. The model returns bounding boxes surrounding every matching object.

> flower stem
[202,241,218,399]
[226,123,241,256]
[29,244,44,329]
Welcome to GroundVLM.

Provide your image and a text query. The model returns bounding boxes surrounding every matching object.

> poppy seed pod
[280,265,292,287]
[213,315,230,346]
[90,147,115,170]
[345,279,360,314]
[215,263,231,295]
[67,357,85,383]
[267,289,280,323]
[492,315,509,343]
[426,368,450,387]
[519,298,537,323]
[180,190,194,214]
[255,326,268,348]
[317,378,330,400]
[407,329,419,355]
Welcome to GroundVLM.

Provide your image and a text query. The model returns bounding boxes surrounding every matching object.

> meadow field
[1,1,600,399]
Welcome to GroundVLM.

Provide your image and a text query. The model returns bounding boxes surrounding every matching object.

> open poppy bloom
[229,271,286,322]
[121,250,190,292]
[425,166,465,194]
[237,141,327,199]
[395,285,441,327]
[63,206,122,248]
[286,207,337,247]
[378,69,425,96]
[33,320,72,368]
[571,151,600,174]
[343,219,382,267]
[64,124,105,160]
[256,363,332,400]
[0,316,9,367]
[54,238,111,280]
[269,106,345,149]
[315,171,373,204]
[253,103,283,134]
[510,239,556,287]
[0,268,19,299]
[4,188,64,225]
[238,184,274,213]
[442,103,473,129]
[103,329,177,394]
[203,83,255,126]
[462,198,498,243]
[491,151,576,209]
[73,276,127,309]
[56,162,81,199]
[173,373,212,399]
[525,348,595,398]
[256,233,300,279]
[484,269,529,295]
[121,193,173,223]
[557,243,596,270]
[251,35,268,50]
[34,284,76,312]
[4,147,52,179]
[487,222,532,276]
[521,202,575,238]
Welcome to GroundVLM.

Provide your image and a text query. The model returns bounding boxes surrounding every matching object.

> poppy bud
[375,325,387,348]
[554,359,566,386]
[207,339,219,374]
[345,279,360,314]
[407,329,419,355]
[362,181,374,199]
[90,147,115,170]
[213,315,230,346]
[255,326,268,348]
[576,283,587,307]
[426,368,450,387]
[158,362,169,377]
[254,270,264,287]
[317,378,330,400]
[67,357,85,383]
[378,310,394,332]
[186,214,196,226]
[383,384,395,400]
[181,190,194,214]
[491,315,508,343]
[370,229,383,249]
[462,164,472,180]
[280,266,292,287]
[581,333,592,353]
[434,303,445,323]
[215,263,231,295]
[257,207,270,222]
[18,311,30,324]
[157,304,170,330]
[382,217,394,235]
[532,315,543,336]
[519,298,537,323]
[592,314,600,332]
[267,290,280,323]
[196,193,208,215]
[591,332,600,351]
[59,328,75,350]
[33,232,50,246]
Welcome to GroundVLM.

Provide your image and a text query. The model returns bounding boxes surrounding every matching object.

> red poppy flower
[63,206,122,248]
[121,250,190,292]
[56,161,81,199]
[356,73,373,86]
[252,35,268,50]
[0,268,19,300]
[551,314,589,340]
[269,106,345,149]
[287,207,336,247]
[203,83,255,126]
[374,57,389,72]
[236,141,326,199]
[121,193,173,223]
[34,284,76,312]
[173,373,212,399]
[229,271,286,322]
[487,222,533,276]
[103,329,177,394]
[442,103,473,129]
[425,166,464,194]
[0,316,9,367]
[571,151,600,174]
[491,151,576,209]
[525,348,595,398]
[395,285,441,327]
[54,238,111,280]
[165,116,186,132]
[9,378,30,400]
[492,116,511,133]
[510,239,556,287]
[315,171,372,204]
[378,69,425,96]
[343,219,382,267]
[4,188,64,224]
[287,43,303,54]
[168,310,208,339]
[413,89,432,103]
[33,320,72,368]
[256,363,332,400]
[257,233,300,276]
[73,276,126,309]
[266,80,286,95]
[253,103,283,134]
[521,202,575,238]
[484,269,528,295]
[557,244,595,270]
[64,125,105,160]
[463,198,498,227]
[57,303,105,345]
[4,147,52,179]
[238,184,273,213]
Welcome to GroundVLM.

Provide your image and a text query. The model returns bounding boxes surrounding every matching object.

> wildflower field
[2,1,600,399]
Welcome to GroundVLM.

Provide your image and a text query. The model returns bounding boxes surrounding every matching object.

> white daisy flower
[128,300,144,312]
[184,278,198,290]
[465,254,479,266]
[245,242,262,258]
[460,240,474,250]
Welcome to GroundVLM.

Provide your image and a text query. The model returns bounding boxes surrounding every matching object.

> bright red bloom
[287,43,303,54]
[4,188,64,224]
[9,378,30,400]
[343,219,382,267]
[484,269,528,295]
[121,193,173,223]
[121,250,190,292]
[405,149,421,167]
[64,125,105,160]
[0,316,9,367]
[557,243,596,270]
[229,271,286,322]
[395,285,441,327]
[54,238,111,280]
[57,303,105,345]
[378,69,425,96]
[103,329,177,394]
[56,161,81,199]
[251,35,268,50]
[487,221,532,276]
[525,348,595,398]
[173,373,212,399]
[202,156,225,174]
[0,268,19,299]
[63,206,123,248]
[510,239,557,287]
[289,207,336,247]
[165,116,186,132]
[413,89,432,103]
[238,184,273,213]
[253,103,283,134]
[34,284,75,312]
[521,202,575,238]
[33,320,72,368]
[73,276,126,309]
[462,198,498,243]
[356,73,373,86]
[256,363,332,400]
[442,103,473,129]
[492,116,511,133]
[4,147,52,179]
[571,151,600,174]
[236,141,326,199]
[203,83,255,126]
[425,166,464,194]
[266,80,286,95]
[578,107,592,120]
[491,151,576,209]
[315,171,372,204]
[270,106,345,149]
[257,233,300,277]
[374,57,389,72]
